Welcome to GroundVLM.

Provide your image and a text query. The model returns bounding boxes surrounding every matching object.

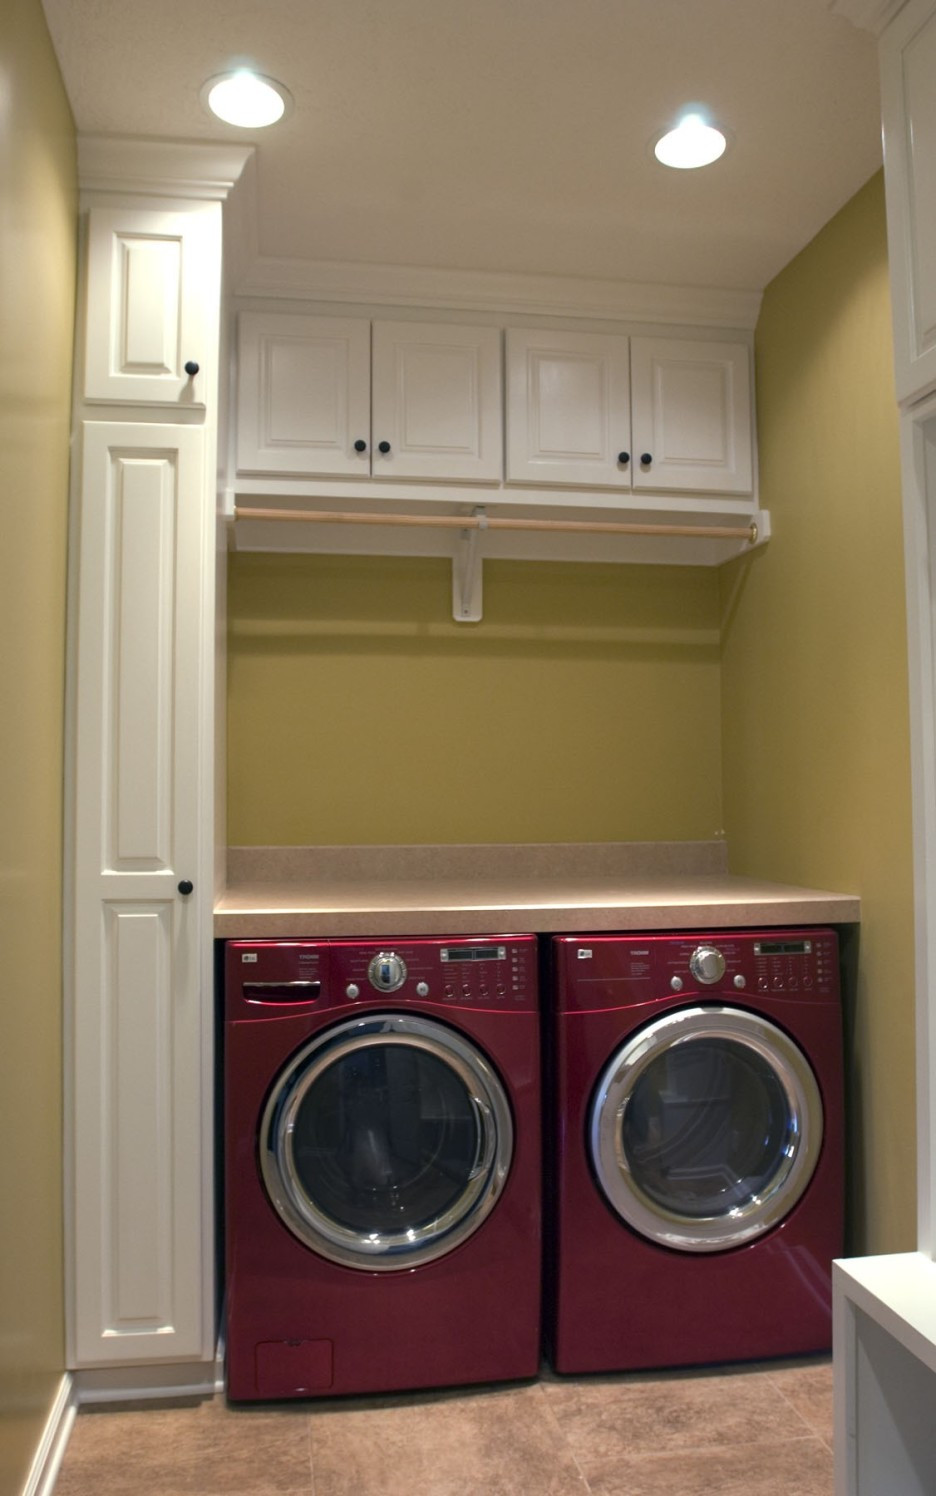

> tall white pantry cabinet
[67,142,248,1384]
[832,2,936,1493]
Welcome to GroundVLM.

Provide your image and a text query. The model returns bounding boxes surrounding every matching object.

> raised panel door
[84,205,219,406]
[881,0,936,403]
[630,337,753,495]
[506,328,632,487]
[71,421,210,1366]
[236,312,371,476]
[371,321,502,480]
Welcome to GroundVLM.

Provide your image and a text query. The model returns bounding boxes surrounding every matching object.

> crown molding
[235,254,762,330]
[829,0,906,36]
[78,135,254,201]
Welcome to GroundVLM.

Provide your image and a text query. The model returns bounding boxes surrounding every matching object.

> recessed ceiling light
[654,113,727,170]
[202,71,291,129]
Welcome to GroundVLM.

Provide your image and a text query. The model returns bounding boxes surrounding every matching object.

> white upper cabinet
[236,312,503,482]
[371,320,502,480]
[506,328,632,487]
[630,337,753,495]
[881,0,936,404]
[506,328,752,496]
[84,205,219,407]
[236,312,371,477]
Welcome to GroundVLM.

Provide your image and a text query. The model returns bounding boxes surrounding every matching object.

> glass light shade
[205,72,288,128]
[654,114,727,170]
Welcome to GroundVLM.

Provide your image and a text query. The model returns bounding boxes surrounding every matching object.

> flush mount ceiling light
[202,70,291,128]
[653,113,727,170]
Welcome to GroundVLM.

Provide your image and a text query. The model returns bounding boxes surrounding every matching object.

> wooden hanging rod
[234,506,759,545]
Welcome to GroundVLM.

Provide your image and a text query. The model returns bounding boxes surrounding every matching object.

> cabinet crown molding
[236,254,763,331]
[78,135,254,202]
[829,0,907,35]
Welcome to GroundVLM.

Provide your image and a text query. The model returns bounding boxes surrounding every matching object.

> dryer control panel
[554,929,839,1013]
[226,934,538,1017]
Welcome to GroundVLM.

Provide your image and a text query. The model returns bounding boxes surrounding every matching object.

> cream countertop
[214,842,859,939]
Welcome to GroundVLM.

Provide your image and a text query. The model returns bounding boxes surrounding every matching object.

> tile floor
[54,1357,834,1496]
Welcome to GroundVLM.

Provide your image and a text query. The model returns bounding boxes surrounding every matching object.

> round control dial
[367,951,407,993]
[689,944,727,985]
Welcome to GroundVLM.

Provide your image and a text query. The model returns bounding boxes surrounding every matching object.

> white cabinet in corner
[71,421,212,1367]
[84,205,220,407]
[506,327,753,496]
[880,0,936,404]
[236,312,503,482]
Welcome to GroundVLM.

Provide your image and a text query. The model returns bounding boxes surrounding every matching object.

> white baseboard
[73,1360,219,1404]
[21,1374,78,1496]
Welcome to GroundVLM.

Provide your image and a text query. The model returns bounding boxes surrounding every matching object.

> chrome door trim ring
[589,1004,824,1253]
[259,1011,514,1271]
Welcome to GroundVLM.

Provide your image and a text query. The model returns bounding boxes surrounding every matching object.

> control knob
[689,944,726,985]
[367,951,407,992]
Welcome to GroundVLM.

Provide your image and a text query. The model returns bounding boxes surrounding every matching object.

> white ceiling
[41,0,884,294]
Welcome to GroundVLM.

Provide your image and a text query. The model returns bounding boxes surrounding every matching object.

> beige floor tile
[585,1435,834,1496]
[765,1359,835,1449]
[54,1397,313,1496]
[308,1382,589,1496]
[541,1364,811,1466]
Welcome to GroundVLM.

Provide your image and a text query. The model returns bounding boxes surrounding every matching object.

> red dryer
[224,935,541,1400]
[547,929,844,1374]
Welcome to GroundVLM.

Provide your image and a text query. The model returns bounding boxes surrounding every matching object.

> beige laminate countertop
[214,842,860,939]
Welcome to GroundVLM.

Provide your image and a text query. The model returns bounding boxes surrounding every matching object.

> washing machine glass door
[259,1012,514,1270]
[589,1005,824,1253]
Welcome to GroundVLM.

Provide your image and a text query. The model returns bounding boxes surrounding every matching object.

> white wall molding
[74,1360,220,1403]
[78,135,254,202]
[235,254,763,331]
[20,1374,78,1496]
[829,0,907,36]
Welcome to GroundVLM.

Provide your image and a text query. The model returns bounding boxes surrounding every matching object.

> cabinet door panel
[630,338,753,495]
[371,321,502,480]
[506,328,631,487]
[236,312,371,476]
[881,0,936,402]
[72,422,209,1366]
[84,206,219,406]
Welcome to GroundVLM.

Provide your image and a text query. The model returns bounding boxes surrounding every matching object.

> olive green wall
[0,0,75,1488]
[227,555,723,845]
[720,171,915,1255]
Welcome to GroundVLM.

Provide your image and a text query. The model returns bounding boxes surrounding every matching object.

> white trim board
[20,1375,78,1496]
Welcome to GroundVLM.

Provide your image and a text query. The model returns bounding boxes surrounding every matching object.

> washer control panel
[338,936,537,1010]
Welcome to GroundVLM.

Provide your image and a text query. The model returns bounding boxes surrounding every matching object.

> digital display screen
[755,941,812,956]
[441,945,505,963]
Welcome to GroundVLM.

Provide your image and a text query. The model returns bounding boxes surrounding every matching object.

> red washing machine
[547,929,844,1374]
[224,935,541,1401]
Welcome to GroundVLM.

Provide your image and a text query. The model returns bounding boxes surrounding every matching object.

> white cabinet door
[236,312,371,477]
[506,328,632,487]
[71,422,211,1366]
[236,314,502,482]
[881,0,936,404]
[630,337,753,495]
[371,321,502,480]
[84,205,220,407]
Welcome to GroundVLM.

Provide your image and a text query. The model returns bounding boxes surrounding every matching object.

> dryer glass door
[589,1005,824,1252]
[260,1012,514,1270]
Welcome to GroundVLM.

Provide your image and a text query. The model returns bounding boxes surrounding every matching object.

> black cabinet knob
[177,880,194,896]
[377,441,391,454]
[640,452,653,465]
[184,361,199,377]
[618,451,630,465]
[353,439,367,452]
